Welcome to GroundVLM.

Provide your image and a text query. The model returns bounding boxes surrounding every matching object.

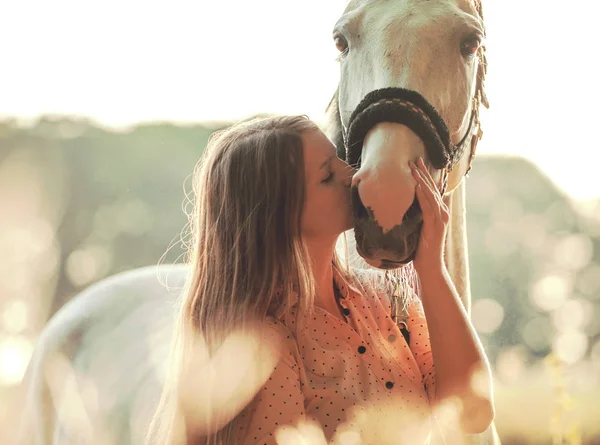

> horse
[18,0,501,443]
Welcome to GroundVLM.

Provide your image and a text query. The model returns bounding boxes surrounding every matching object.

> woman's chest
[296,307,428,405]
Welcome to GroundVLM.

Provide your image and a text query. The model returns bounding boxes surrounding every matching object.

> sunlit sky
[2,0,599,200]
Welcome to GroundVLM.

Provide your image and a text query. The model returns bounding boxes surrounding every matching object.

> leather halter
[340,0,488,192]
[463,44,488,177]
[342,43,487,197]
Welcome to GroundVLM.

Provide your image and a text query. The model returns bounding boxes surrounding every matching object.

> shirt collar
[273,264,362,320]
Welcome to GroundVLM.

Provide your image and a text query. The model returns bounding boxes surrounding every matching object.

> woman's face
[301,129,354,241]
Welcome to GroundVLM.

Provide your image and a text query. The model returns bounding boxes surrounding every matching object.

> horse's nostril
[351,186,369,220]
[351,170,362,189]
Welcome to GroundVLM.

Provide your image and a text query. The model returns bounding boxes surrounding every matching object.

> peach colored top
[240,268,436,444]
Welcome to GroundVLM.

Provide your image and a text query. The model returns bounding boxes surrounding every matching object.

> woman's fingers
[417,158,438,193]
[410,161,438,219]
[411,164,432,209]
[411,159,448,218]
[410,158,449,272]
[416,158,448,211]
[414,179,434,225]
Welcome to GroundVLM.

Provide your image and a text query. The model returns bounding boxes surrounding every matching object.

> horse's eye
[460,35,481,57]
[334,34,348,53]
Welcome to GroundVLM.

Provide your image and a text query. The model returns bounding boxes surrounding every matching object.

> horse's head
[329,0,488,269]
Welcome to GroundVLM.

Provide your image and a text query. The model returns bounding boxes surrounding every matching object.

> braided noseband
[344,86,482,185]
[345,88,456,170]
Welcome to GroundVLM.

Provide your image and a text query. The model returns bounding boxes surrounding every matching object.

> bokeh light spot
[0,335,34,386]
[553,233,593,272]
[495,346,527,384]
[530,272,573,312]
[472,298,505,334]
[552,299,590,332]
[66,245,113,287]
[553,330,588,365]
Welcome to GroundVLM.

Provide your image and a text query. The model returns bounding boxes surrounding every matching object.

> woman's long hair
[146,115,329,445]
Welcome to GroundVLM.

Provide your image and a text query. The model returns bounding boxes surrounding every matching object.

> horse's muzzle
[345,87,451,267]
[352,186,422,269]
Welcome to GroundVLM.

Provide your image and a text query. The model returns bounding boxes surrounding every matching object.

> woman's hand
[409,157,449,278]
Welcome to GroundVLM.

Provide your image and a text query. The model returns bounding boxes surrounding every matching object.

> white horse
[18,0,500,443]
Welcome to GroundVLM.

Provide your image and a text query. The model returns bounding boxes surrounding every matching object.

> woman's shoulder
[263,317,294,340]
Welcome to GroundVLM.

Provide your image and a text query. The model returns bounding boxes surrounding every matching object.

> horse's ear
[325,88,346,160]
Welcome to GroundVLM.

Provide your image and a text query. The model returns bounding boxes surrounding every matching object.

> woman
[146,115,494,445]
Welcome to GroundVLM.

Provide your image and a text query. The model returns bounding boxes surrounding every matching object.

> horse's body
[19,1,501,443]
[18,265,187,445]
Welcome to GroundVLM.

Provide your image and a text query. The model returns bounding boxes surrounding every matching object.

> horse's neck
[444,180,471,314]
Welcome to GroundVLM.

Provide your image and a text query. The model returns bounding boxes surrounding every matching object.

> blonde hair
[147,115,335,445]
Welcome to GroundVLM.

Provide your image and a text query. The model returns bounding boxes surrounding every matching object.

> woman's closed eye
[321,171,334,183]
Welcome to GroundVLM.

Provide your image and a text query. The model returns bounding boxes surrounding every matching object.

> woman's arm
[410,158,494,434]
[418,267,494,434]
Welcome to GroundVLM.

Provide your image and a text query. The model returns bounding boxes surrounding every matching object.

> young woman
[146,115,494,445]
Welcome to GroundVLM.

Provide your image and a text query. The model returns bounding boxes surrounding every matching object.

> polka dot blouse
[239,267,436,444]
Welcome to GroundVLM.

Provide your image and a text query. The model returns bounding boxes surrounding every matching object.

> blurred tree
[1,117,223,317]
[467,156,600,369]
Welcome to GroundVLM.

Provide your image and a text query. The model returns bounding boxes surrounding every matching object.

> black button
[385,381,394,389]
[399,322,410,345]
[343,308,351,316]
[358,346,366,354]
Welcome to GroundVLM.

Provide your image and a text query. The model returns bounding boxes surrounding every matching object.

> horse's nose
[351,168,363,189]
[351,186,370,221]
[344,164,356,188]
